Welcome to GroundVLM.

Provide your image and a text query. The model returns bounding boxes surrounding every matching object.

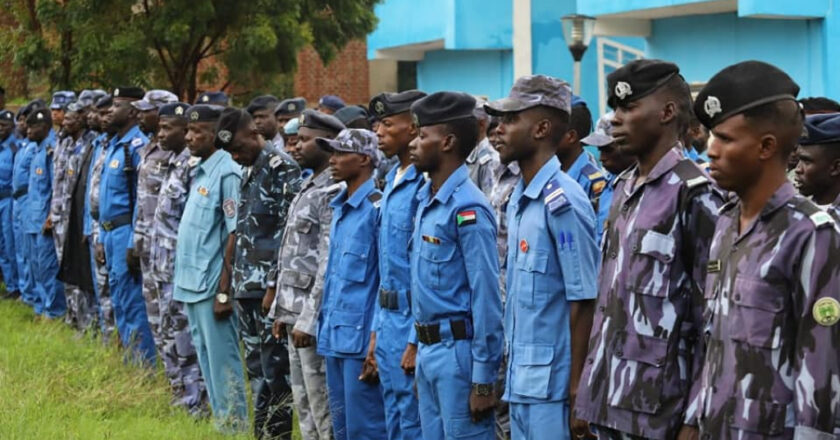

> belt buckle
[102,221,113,231]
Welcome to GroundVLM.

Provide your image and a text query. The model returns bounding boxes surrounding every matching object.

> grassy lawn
[0,298,253,440]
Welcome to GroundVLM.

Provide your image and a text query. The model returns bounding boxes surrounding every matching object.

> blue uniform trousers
[184,296,248,433]
[0,197,19,292]
[28,231,65,318]
[375,313,422,440]
[14,198,36,308]
[509,401,570,440]
[324,356,387,440]
[416,339,495,440]
[102,224,156,364]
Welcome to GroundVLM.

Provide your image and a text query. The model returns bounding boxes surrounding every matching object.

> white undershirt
[393,165,409,188]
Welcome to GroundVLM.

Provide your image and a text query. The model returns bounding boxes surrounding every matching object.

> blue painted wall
[416,50,514,100]
[579,0,722,17]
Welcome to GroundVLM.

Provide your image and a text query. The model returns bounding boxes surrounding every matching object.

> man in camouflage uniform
[219,108,301,439]
[248,95,285,152]
[128,90,179,354]
[467,100,501,197]
[694,61,840,439]
[794,113,840,213]
[270,109,346,439]
[574,60,725,440]
[147,102,206,413]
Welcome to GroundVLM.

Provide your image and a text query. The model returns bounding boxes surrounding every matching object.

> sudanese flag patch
[456,210,476,226]
[223,198,236,218]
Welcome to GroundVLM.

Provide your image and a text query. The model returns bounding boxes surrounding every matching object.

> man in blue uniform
[315,128,387,440]
[97,87,156,363]
[174,104,248,432]
[486,75,599,440]
[0,110,20,299]
[12,102,43,309]
[26,108,65,318]
[364,90,426,440]
[248,95,284,151]
[408,92,503,440]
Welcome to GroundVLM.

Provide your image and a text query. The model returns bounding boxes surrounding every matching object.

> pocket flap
[730,397,786,435]
[295,218,314,234]
[614,333,668,367]
[279,269,314,290]
[516,250,549,273]
[635,230,676,263]
[344,240,371,258]
[330,310,365,329]
[513,343,554,366]
[419,240,456,263]
[732,277,784,312]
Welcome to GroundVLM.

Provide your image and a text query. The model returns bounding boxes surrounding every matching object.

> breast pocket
[175,259,210,293]
[327,310,366,355]
[106,164,125,191]
[418,239,456,290]
[388,211,413,258]
[728,277,785,349]
[0,161,12,182]
[515,249,549,308]
[188,194,216,232]
[339,240,372,283]
[625,229,675,299]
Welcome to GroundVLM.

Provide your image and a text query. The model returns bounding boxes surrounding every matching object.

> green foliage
[0,0,380,100]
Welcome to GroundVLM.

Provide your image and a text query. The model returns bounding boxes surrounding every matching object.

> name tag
[707,260,721,273]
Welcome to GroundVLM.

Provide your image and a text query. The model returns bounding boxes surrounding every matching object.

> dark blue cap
[247,95,279,113]
[800,113,840,145]
[186,104,224,122]
[0,110,14,121]
[608,59,680,109]
[95,95,113,109]
[113,86,145,100]
[275,97,307,116]
[318,95,345,111]
[369,90,427,119]
[51,91,77,110]
[158,102,191,119]
[196,91,229,106]
[411,91,476,127]
[19,99,46,119]
[26,108,51,125]
[298,109,345,134]
[334,105,369,126]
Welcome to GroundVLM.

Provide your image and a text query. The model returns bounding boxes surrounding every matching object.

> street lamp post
[561,14,596,95]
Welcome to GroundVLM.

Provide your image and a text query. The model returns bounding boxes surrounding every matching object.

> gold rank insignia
[197,186,208,196]
[421,235,441,245]
[35,168,43,175]
[707,260,721,273]
[813,297,840,326]
[67,169,74,176]
[592,180,606,194]
[109,159,120,169]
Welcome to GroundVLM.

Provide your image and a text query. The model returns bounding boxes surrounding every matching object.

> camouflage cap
[132,89,178,111]
[283,117,300,135]
[485,75,572,115]
[315,128,379,167]
[275,97,307,116]
[581,111,615,147]
[50,91,77,110]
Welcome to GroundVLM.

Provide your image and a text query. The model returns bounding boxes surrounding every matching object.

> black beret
[275,97,306,116]
[0,86,5,95]
[94,95,113,109]
[158,102,190,119]
[410,91,476,127]
[369,90,427,119]
[216,107,247,148]
[0,110,14,121]
[113,86,145,100]
[298,109,345,134]
[799,113,840,145]
[20,99,46,118]
[246,95,279,114]
[607,59,680,109]
[185,104,224,123]
[334,105,369,126]
[196,91,229,106]
[26,108,51,125]
[694,61,800,129]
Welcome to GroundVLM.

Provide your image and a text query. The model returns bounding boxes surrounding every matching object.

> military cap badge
[299,114,306,124]
[190,111,199,121]
[615,82,632,100]
[375,101,385,116]
[36,112,44,120]
[412,113,419,126]
[218,130,232,144]
[813,297,840,326]
[289,103,297,111]
[202,95,209,103]
[175,106,184,116]
[704,96,722,118]
[114,89,120,97]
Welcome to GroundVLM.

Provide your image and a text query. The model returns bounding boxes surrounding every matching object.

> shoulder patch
[543,179,570,214]
[686,175,709,189]
[269,155,283,169]
[223,198,236,218]
[809,211,834,228]
[456,210,477,226]
[131,138,143,147]
[478,154,491,165]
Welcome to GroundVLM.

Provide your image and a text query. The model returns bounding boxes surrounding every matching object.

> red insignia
[519,239,529,253]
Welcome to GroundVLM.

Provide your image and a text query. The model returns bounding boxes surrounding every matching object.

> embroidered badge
[109,159,120,169]
[707,260,721,273]
[421,235,441,245]
[35,168,43,175]
[269,155,283,169]
[197,186,208,196]
[543,179,569,214]
[175,106,185,116]
[223,198,236,218]
[375,101,385,116]
[131,138,143,147]
[615,81,632,100]
[592,180,606,194]
[456,210,477,226]
[218,130,232,144]
[519,239,529,253]
[813,297,840,327]
[704,96,722,119]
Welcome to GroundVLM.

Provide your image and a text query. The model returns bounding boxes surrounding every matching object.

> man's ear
[533,118,551,141]
[757,133,778,161]
[441,133,457,154]
[660,100,677,125]
[829,154,840,177]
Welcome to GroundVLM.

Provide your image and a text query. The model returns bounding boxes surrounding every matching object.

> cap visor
[131,101,155,111]
[581,133,614,147]
[315,137,343,153]
[49,104,62,110]
[484,97,535,116]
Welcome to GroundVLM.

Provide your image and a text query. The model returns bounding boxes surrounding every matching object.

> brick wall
[294,40,370,106]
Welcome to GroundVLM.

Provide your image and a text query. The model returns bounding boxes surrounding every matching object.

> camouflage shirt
[466,138,500,198]
[51,131,96,254]
[133,141,173,256]
[232,145,301,299]
[270,169,344,336]
[698,182,840,439]
[489,160,520,298]
[148,148,197,283]
[829,193,840,224]
[87,133,111,245]
[575,148,724,439]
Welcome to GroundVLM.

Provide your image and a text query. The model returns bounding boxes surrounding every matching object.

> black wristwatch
[471,383,493,397]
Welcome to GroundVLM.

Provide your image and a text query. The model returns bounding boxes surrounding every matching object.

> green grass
[0,299,252,440]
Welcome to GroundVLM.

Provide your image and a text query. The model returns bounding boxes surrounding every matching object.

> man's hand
[125,248,141,279]
[95,243,106,265]
[570,394,596,439]
[291,328,314,348]
[676,425,699,440]
[400,343,417,375]
[359,333,379,384]
[262,287,276,315]
[42,218,53,235]
[213,295,233,320]
[272,319,286,340]
[469,386,497,423]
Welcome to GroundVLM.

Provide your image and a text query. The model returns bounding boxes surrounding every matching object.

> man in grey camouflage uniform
[219,108,301,439]
[575,60,725,440]
[248,95,285,152]
[694,61,840,439]
[467,99,501,198]
[270,109,346,439]
[147,102,206,413]
[128,90,178,353]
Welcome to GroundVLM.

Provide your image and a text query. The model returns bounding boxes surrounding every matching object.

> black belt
[12,185,28,199]
[379,288,411,311]
[0,189,11,199]
[100,214,133,231]
[415,319,471,345]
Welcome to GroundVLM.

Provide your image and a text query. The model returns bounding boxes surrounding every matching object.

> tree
[0,0,380,101]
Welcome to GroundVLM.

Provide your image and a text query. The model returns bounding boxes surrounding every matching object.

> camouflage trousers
[595,427,646,440]
[235,299,294,439]
[285,323,332,440]
[151,279,207,414]
[90,239,116,343]
[141,256,161,344]
[63,284,98,333]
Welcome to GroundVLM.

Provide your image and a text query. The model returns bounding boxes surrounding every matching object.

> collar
[304,167,332,190]
[522,156,561,200]
[432,164,470,204]
[386,162,420,187]
[331,177,376,209]
[565,150,592,178]
[171,147,191,166]
[621,146,682,195]
[758,181,797,220]
[110,124,144,148]
[198,149,227,175]
[466,139,490,163]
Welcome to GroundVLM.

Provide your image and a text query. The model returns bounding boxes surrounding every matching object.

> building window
[397,61,417,92]
[596,38,645,116]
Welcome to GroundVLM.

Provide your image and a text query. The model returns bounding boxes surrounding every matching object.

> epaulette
[324,182,344,194]
[581,163,607,195]
[542,178,570,214]
[791,197,835,229]
[368,191,383,208]
[187,156,201,168]
[131,137,144,147]
[478,148,493,165]
[269,155,285,169]
[673,159,710,189]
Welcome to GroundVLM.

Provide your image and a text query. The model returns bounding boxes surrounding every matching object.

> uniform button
[615,350,623,357]
[598,306,605,312]
[587,358,593,364]
[727,415,734,424]
[610,252,617,259]
[621,205,629,213]
[632,244,638,252]
[733,294,740,301]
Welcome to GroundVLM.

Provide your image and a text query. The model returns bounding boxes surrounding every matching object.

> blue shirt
[410,165,503,385]
[12,139,35,193]
[0,135,16,193]
[98,125,147,224]
[504,156,599,403]
[597,172,617,247]
[566,150,607,237]
[26,130,56,233]
[173,149,241,303]
[317,178,382,359]
[374,164,425,332]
